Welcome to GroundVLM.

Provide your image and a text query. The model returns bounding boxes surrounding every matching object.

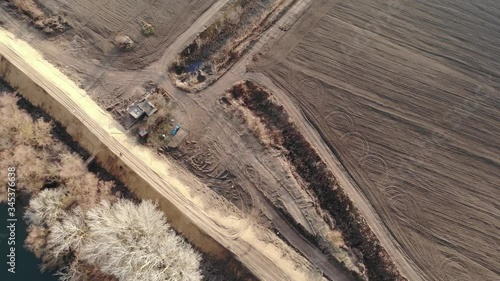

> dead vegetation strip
[170,0,296,92]
[3,0,71,35]
[226,81,406,281]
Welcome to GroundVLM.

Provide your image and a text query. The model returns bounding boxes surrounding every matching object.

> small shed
[137,100,157,116]
[139,128,148,138]
[127,99,157,119]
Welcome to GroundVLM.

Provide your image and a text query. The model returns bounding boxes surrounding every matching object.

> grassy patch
[141,21,155,37]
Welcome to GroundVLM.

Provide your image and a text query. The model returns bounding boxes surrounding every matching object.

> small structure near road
[139,128,148,138]
[127,99,158,120]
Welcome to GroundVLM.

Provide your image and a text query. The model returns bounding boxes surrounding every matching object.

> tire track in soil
[178,128,259,241]
[251,0,339,72]
[188,92,351,280]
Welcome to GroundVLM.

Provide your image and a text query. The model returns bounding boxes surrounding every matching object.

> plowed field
[254,0,500,280]
[34,0,216,69]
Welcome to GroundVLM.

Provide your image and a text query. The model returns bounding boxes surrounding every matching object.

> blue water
[0,203,58,281]
[186,60,203,72]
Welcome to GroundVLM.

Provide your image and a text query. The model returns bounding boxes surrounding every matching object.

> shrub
[11,145,51,193]
[56,260,117,281]
[141,21,155,37]
[58,152,114,208]
[114,35,134,51]
[25,225,48,259]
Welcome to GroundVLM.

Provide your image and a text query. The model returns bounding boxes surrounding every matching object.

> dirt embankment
[227,81,406,281]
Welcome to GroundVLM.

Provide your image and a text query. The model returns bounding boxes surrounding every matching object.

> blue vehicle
[171,125,181,136]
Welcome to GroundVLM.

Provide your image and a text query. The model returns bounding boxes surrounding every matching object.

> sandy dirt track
[0,28,330,281]
[1,0,464,279]
[252,0,500,280]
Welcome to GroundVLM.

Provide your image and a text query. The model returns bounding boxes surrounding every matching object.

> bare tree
[25,225,48,259]
[77,200,202,281]
[46,207,87,261]
[24,188,73,227]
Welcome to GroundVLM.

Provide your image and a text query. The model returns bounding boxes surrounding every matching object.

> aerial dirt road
[0,0,420,279]
[0,1,359,280]
[0,28,327,281]
[148,0,423,279]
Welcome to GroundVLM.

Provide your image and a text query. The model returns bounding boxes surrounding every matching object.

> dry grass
[7,0,71,34]
[10,0,44,20]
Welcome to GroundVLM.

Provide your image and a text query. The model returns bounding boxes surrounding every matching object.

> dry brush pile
[143,89,174,148]
[4,0,71,34]
[0,92,202,281]
[227,81,405,281]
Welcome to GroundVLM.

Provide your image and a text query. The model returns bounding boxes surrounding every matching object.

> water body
[187,60,203,72]
[0,202,58,281]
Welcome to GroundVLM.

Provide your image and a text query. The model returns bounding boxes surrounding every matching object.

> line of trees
[1,92,202,281]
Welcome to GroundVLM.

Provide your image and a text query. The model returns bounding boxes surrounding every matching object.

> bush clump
[114,35,135,51]
[141,21,155,37]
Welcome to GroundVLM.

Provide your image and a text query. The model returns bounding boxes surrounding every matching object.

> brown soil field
[2,0,217,69]
[0,26,335,281]
[3,0,498,280]
[252,0,500,281]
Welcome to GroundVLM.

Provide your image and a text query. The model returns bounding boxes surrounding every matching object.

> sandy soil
[251,0,500,280]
